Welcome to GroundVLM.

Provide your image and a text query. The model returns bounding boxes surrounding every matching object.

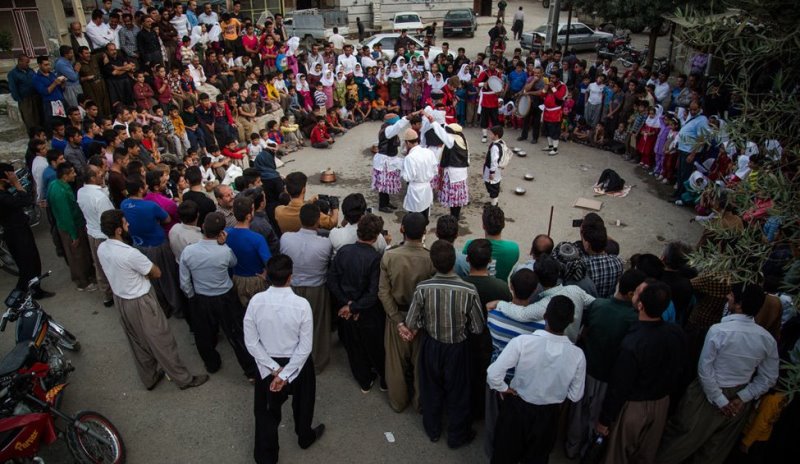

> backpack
[495,140,513,169]
[596,168,625,193]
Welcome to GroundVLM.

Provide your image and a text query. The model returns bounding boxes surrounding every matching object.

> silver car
[521,22,613,51]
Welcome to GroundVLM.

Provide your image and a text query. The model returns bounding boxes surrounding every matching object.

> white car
[520,22,613,51]
[392,12,424,32]
[361,33,455,61]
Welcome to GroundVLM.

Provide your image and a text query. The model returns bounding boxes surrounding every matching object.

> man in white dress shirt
[656,283,779,464]
[244,254,325,464]
[336,44,358,76]
[77,164,115,307]
[197,3,219,26]
[85,9,116,52]
[487,295,586,463]
[401,128,438,218]
[97,210,208,391]
[328,193,388,255]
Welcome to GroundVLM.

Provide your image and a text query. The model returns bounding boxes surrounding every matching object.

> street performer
[372,113,409,213]
[474,57,506,143]
[517,66,545,144]
[430,121,470,220]
[401,128,438,219]
[542,70,567,156]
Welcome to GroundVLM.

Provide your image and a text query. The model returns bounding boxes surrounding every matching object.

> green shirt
[463,238,520,281]
[47,179,85,240]
[582,296,637,382]
[462,275,512,315]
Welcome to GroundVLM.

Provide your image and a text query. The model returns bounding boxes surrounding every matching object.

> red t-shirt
[310,125,329,144]
[543,83,568,123]
[475,69,503,108]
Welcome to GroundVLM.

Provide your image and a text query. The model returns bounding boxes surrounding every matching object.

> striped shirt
[488,302,546,363]
[405,273,485,344]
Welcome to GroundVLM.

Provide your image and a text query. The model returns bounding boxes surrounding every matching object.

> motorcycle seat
[0,342,33,378]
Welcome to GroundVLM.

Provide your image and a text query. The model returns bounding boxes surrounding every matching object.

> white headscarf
[645,105,663,129]
[286,37,300,56]
[321,70,334,87]
[387,64,402,79]
[309,64,322,77]
[190,25,208,48]
[295,74,309,92]
[207,24,222,42]
[428,72,446,92]
[354,64,364,78]
[457,64,472,82]
[336,71,347,84]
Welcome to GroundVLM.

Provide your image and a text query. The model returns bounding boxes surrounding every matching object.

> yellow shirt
[275,198,337,233]
[266,83,280,101]
[221,19,241,41]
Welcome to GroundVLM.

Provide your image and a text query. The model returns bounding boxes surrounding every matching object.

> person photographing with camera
[274,172,339,234]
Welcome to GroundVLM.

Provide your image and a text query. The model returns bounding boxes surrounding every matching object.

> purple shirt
[143,191,178,233]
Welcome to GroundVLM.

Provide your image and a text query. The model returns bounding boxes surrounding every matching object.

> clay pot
[320,168,337,183]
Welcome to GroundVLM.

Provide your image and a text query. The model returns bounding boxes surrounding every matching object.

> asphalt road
[0,2,691,462]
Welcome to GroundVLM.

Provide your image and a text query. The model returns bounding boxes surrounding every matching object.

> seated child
[386,98,401,114]
[356,97,373,122]
[222,138,248,168]
[279,116,305,150]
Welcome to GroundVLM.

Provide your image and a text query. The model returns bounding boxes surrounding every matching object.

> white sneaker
[548,149,558,156]
[78,283,98,292]
[541,146,553,152]
[675,200,684,206]
[481,137,487,143]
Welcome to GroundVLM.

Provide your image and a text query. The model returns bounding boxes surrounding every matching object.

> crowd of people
[1,1,797,464]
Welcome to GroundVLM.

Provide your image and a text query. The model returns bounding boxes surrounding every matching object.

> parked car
[520,22,613,51]
[361,33,455,61]
[392,12,424,32]
[442,9,478,38]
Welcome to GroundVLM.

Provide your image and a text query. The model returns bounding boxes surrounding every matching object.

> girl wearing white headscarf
[286,36,300,74]
[307,63,323,87]
[429,72,446,101]
[388,64,403,101]
[457,63,472,83]
[335,69,347,107]
[637,104,663,169]
[295,74,312,111]
[321,70,335,109]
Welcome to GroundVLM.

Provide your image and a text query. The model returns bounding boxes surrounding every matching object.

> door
[571,24,594,49]
[0,0,48,59]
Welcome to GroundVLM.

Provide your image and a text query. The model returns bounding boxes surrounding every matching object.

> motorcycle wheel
[0,242,19,276]
[48,319,81,352]
[66,411,126,464]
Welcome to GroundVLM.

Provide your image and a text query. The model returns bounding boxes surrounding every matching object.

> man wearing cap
[542,71,568,156]
[401,127,438,219]
[179,212,259,381]
[474,57,506,143]
[430,121,470,220]
[373,113,410,213]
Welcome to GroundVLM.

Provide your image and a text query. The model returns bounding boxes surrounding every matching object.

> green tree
[676,0,799,299]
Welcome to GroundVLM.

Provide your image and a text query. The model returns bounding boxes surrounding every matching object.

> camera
[572,219,583,228]
[316,194,340,211]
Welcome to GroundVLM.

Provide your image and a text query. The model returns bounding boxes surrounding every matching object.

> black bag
[596,169,625,193]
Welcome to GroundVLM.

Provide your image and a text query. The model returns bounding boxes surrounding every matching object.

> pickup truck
[284,9,349,44]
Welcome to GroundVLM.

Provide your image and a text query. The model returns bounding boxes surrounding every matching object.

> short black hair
[435,215,459,243]
[534,255,561,288]
[490,126,503,138]
[125,175,145,196]
[482,205,505,236]
[582,224,608,253]
[630,253,664,279]
[299,203,320,228]
[663,241,692,270]
[356,213,383,242]
[639,280,672,318]
[284,171,307,197]
[203,212,226,238]
[618,269,647,295]
[510,269,539,300]
[178,200,199,224]
[466,238,492,271]
[267,254,293,286]
[430,240,455,274]
[56,162,75,179]
[145,169,162,191]
[185,166,202,186]
[233,196,254,222]
[545,295,575,333]
[341,193,367,224]
[402,212,428,240]
[100,209,125,238]
[731,282,766,317]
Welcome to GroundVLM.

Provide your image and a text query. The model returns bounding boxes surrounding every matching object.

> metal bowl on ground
[524,173,534,181]
[514,187,526,195]
[320,168,336,183]
[512,147,521,153]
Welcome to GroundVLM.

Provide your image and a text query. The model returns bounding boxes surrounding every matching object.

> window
[573,25,593,35]
[0,0,47,59]
[379,37,396,49]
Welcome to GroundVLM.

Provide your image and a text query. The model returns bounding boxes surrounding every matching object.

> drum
[487,76,504,93]
[516,95,531,117]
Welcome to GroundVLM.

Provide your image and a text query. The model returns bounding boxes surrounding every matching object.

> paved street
[0,2,692,462]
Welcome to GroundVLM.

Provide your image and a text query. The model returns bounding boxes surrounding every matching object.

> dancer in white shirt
[401,127,438,218]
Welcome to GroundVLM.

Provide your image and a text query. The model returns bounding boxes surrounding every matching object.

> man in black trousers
[402,240,485,448]
[244,254,325,464]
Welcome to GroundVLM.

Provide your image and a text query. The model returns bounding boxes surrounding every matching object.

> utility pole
[546,0,563,51]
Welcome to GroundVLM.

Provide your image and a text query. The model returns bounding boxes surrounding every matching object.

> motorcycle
[2,272,80,390]
[596,32,631,60]
[0,345,125,463]
[617,45,647,68]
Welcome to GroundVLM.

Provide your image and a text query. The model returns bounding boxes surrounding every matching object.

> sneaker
[360,380,374,394]
[541,146,553,152]
[179,374,210,390]
[379,378,388,392]
[548,149,558,156]
[675,200,684,206]
[77,283,98,292]
[481,137,487,143]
